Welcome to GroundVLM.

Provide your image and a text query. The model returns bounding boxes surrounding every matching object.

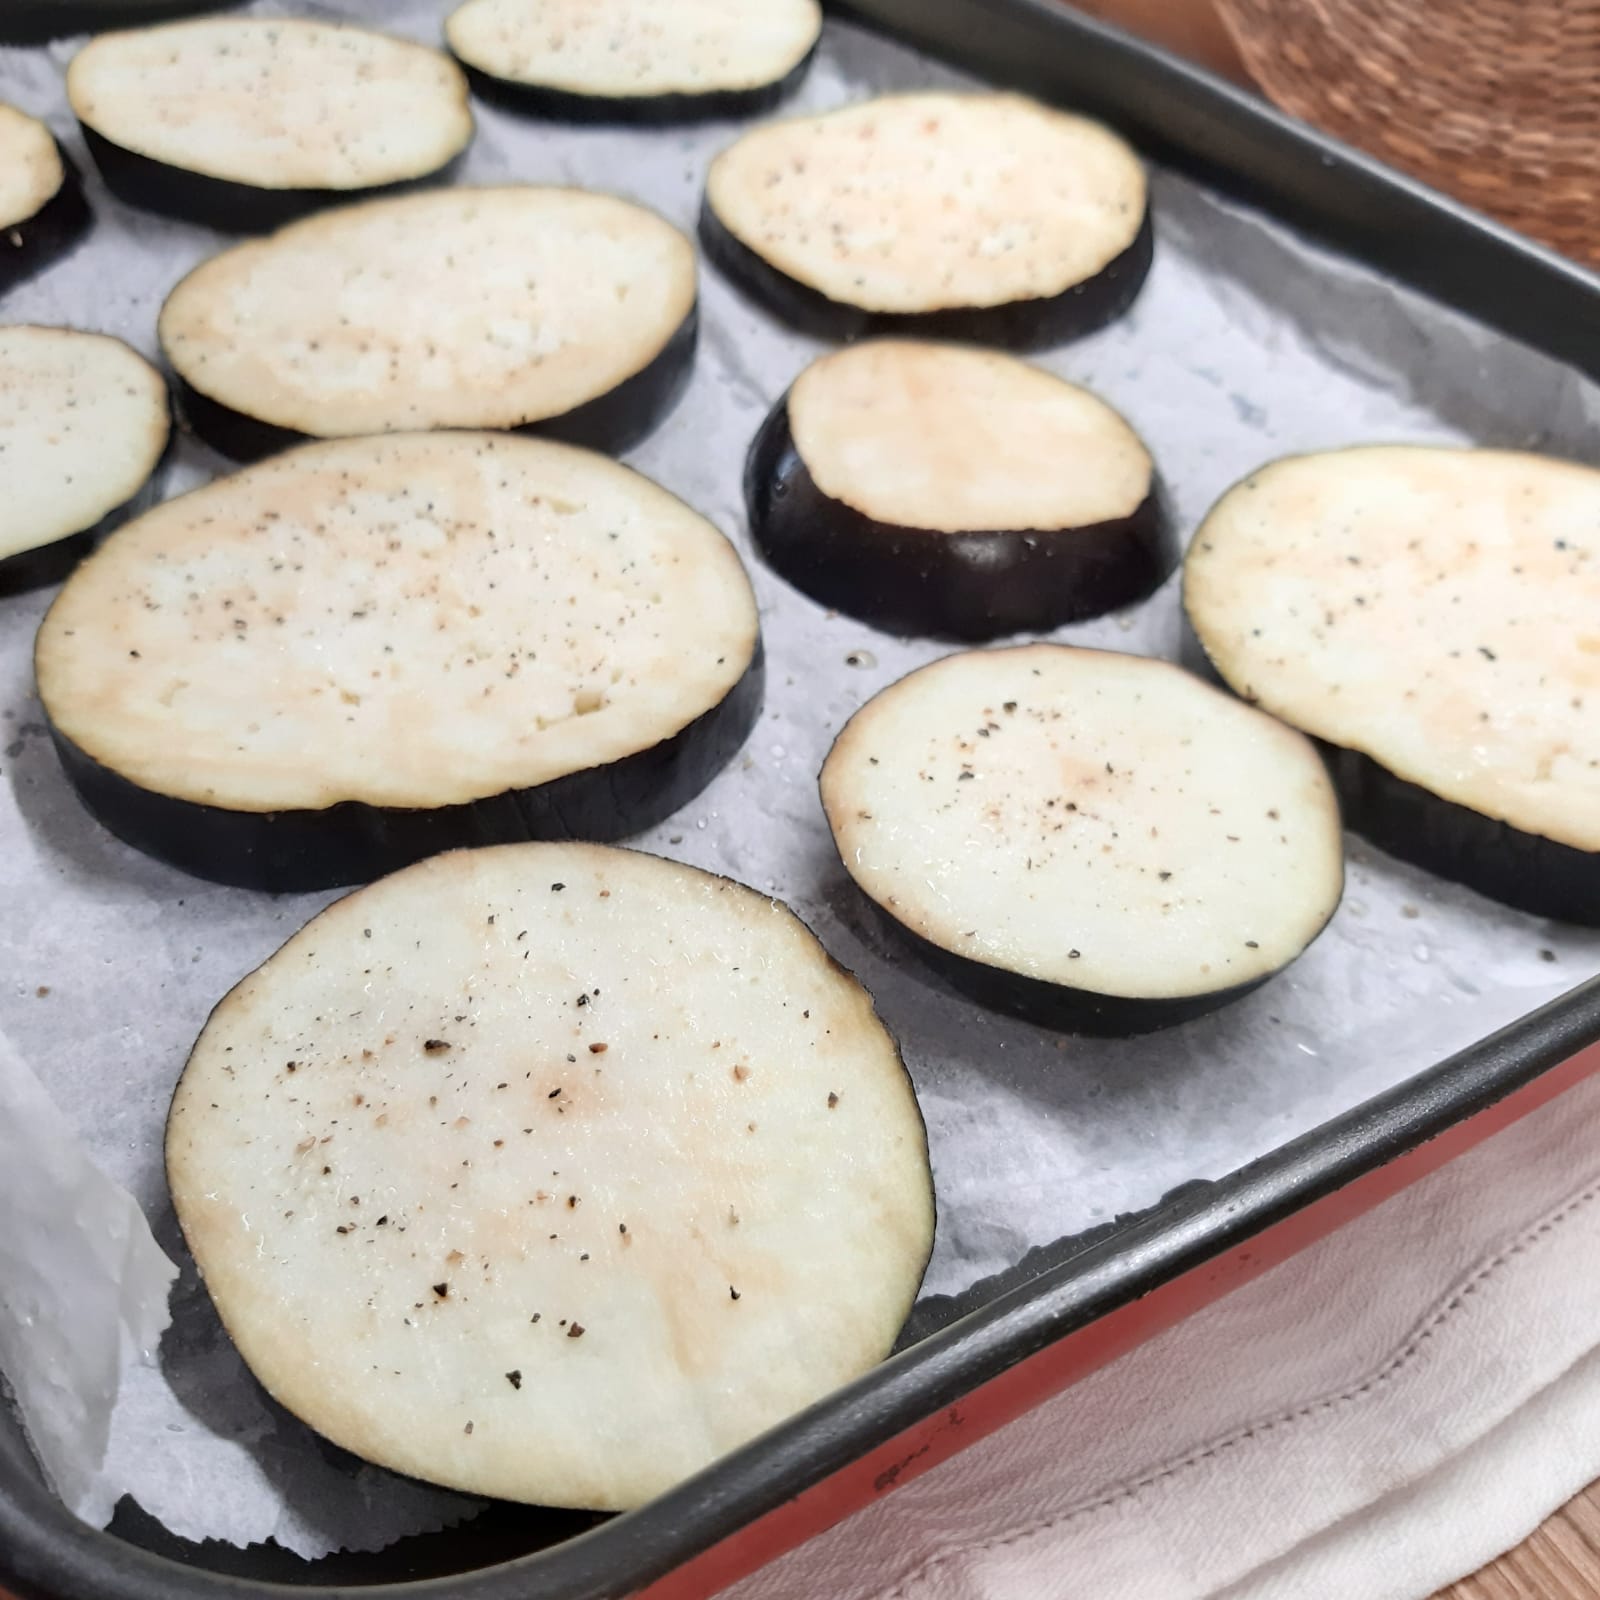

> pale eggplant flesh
[68,19,476,233]
[0,106,92,295]
[446,0,822,124]
[166,841,935,1511]
[1185,445,1600,925]
[158,186,699,460]
[703,93,1152,349]
[746,341,1175,639]
[821,645,1346,1036]
[35,433,762,891]
[0,326,171,595]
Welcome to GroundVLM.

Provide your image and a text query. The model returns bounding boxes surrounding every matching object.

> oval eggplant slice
[0,326,170,595]
[36,433,761,891]
[746,341,1173,639]
[0,104,91,295]
[703,92,1150,348]
[446,0,821,123]
[158,186,698,460]
[821,645,1344,1034]
[67,18,475,233]
[167,841,934,1511]
[1185,445,1600,925]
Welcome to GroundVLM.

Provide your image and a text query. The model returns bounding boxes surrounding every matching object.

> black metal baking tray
[5,1,1600,1596]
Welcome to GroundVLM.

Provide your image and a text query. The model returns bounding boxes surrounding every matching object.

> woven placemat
[1213,0,1600,264]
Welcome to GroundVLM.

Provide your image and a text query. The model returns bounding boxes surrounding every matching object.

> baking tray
[5,0,1600,1596]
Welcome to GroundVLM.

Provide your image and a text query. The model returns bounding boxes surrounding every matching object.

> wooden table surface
[1437,1485,1600,1598]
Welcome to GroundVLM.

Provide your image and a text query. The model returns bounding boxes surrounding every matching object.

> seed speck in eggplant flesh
[166,842,934,1511]
[1186,444,1600,923]
[821,644,1344,1034]
[35,433,761,890]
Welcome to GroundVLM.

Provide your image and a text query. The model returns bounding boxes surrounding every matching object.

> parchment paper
[3,0,1599,1559]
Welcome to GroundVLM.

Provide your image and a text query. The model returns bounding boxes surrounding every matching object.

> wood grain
[1437,1482,1600,1598]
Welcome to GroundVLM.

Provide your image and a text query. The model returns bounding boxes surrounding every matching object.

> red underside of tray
[640,1038,1600,1600]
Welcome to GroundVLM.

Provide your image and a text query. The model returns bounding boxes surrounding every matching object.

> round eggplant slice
[0,326,170,595]
[0,104,91,295]
[821,645,1344,1035]
[703,93,1150,348]
[1185,445,1600,925]
[167,841,934,1511]
[158,186,698,460]
[746,341,1173,639]
[446,0,821,123]
[35,433,761,891]
[67,19,475,233]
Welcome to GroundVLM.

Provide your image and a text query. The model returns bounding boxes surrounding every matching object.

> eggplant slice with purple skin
[1185,445,1600,925]
[821,645,1345,1036]
[35,433,762,891]
[67,18,475,234]
[0,104,91,296]
[703,92,1151,349]
[157,186,698,461]
[746,340,1174,639]
[167,840,934,1510]
[445,0,821,124]
[0,326,170,595]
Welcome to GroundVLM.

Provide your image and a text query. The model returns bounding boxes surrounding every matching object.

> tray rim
[5,1,1600,1596]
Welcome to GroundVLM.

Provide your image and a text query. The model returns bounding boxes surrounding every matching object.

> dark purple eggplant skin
[1325,744,1600,926]
[0,1,233,43]
[456,45,816,125]
[45,638,763,892]
[701,201,1153,351]
[78,124,470,235]
[853,889,1276,1037]
[0,530,99,597]
[0,150,91,298]
[0,425,171,598]
[173,300,699,463]
[745,391,1175,639]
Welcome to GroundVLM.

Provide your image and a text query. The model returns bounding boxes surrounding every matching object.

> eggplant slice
[0,326,170,594]
[158,186,698,460]
[36,433,761,891]
[1185,445,1600,924]
[821,645,1344,1034]
[747,340,1173,638]
[703,93,1150,348]
[167,841,934,1510]
[67,18,474,233]
[0,104,91,295]
[446,0,821,123]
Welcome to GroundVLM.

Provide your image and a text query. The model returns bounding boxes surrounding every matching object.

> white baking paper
[2,0,1599,1560]
[0,1027,175,1526]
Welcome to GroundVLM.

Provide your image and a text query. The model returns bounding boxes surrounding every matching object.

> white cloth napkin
[728,1064,1600,1600]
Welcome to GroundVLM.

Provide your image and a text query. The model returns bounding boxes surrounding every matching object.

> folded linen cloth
[727,1064,1600,1600]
